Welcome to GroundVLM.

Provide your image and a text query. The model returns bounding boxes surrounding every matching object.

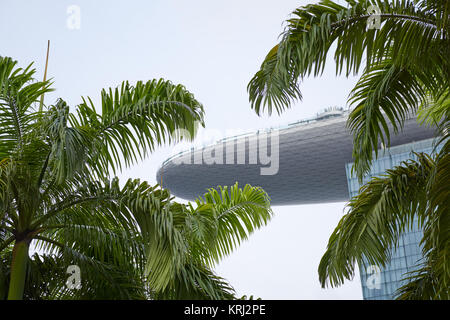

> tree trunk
[7,240,29,300]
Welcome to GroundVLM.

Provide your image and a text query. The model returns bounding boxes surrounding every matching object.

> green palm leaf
[318,149,449,298]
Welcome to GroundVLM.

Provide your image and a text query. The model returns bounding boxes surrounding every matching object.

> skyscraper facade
[345,138,440,299]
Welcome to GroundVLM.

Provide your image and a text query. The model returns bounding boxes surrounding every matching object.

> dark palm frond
[394,253,449,300]
[154,262,236,300]
[0,56,53,159]
[28,179,272,300]
[318,153,434,287]
[247,1,448,299]
[144,183,272,294]
[346,54,444,178]
[248,0,448,115]
[318,146,449,299]
[248,0,449,179]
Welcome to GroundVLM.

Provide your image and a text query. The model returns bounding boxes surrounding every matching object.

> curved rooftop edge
[156,109,436,206]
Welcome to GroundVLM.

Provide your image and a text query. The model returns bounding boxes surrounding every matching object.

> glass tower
[345,138,440,300]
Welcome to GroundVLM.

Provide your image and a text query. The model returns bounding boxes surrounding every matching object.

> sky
[1,0,363,299]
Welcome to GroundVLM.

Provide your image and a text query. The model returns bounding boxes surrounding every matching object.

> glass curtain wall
[345,138,440,300]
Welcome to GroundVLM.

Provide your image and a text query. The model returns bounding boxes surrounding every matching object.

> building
[156,108,437,299]
[346,138,440,299]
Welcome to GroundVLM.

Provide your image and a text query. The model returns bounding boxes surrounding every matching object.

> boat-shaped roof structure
[156,109,435,205]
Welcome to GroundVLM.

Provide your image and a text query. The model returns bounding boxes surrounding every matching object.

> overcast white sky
[1,0,363,299]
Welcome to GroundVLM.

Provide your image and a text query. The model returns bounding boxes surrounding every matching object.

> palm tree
[247,0,449,298]
[0,56,273,299]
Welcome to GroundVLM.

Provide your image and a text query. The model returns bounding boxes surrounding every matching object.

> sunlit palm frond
[155,262,235,300]
[346,55,442,178]
[248,0,447,115]
[0,56,53,159]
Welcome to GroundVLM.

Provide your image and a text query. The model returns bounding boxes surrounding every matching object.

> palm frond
[248,0,447,115]
[70,79,204,176]
[346,56,440,179]
[195,183,273,265]
[0,56,53,159]
[318,153,434,287]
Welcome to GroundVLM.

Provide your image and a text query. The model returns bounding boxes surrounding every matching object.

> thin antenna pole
[39,40,50,113]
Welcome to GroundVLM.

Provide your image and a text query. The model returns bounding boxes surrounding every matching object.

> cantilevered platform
[156,110,435,205]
